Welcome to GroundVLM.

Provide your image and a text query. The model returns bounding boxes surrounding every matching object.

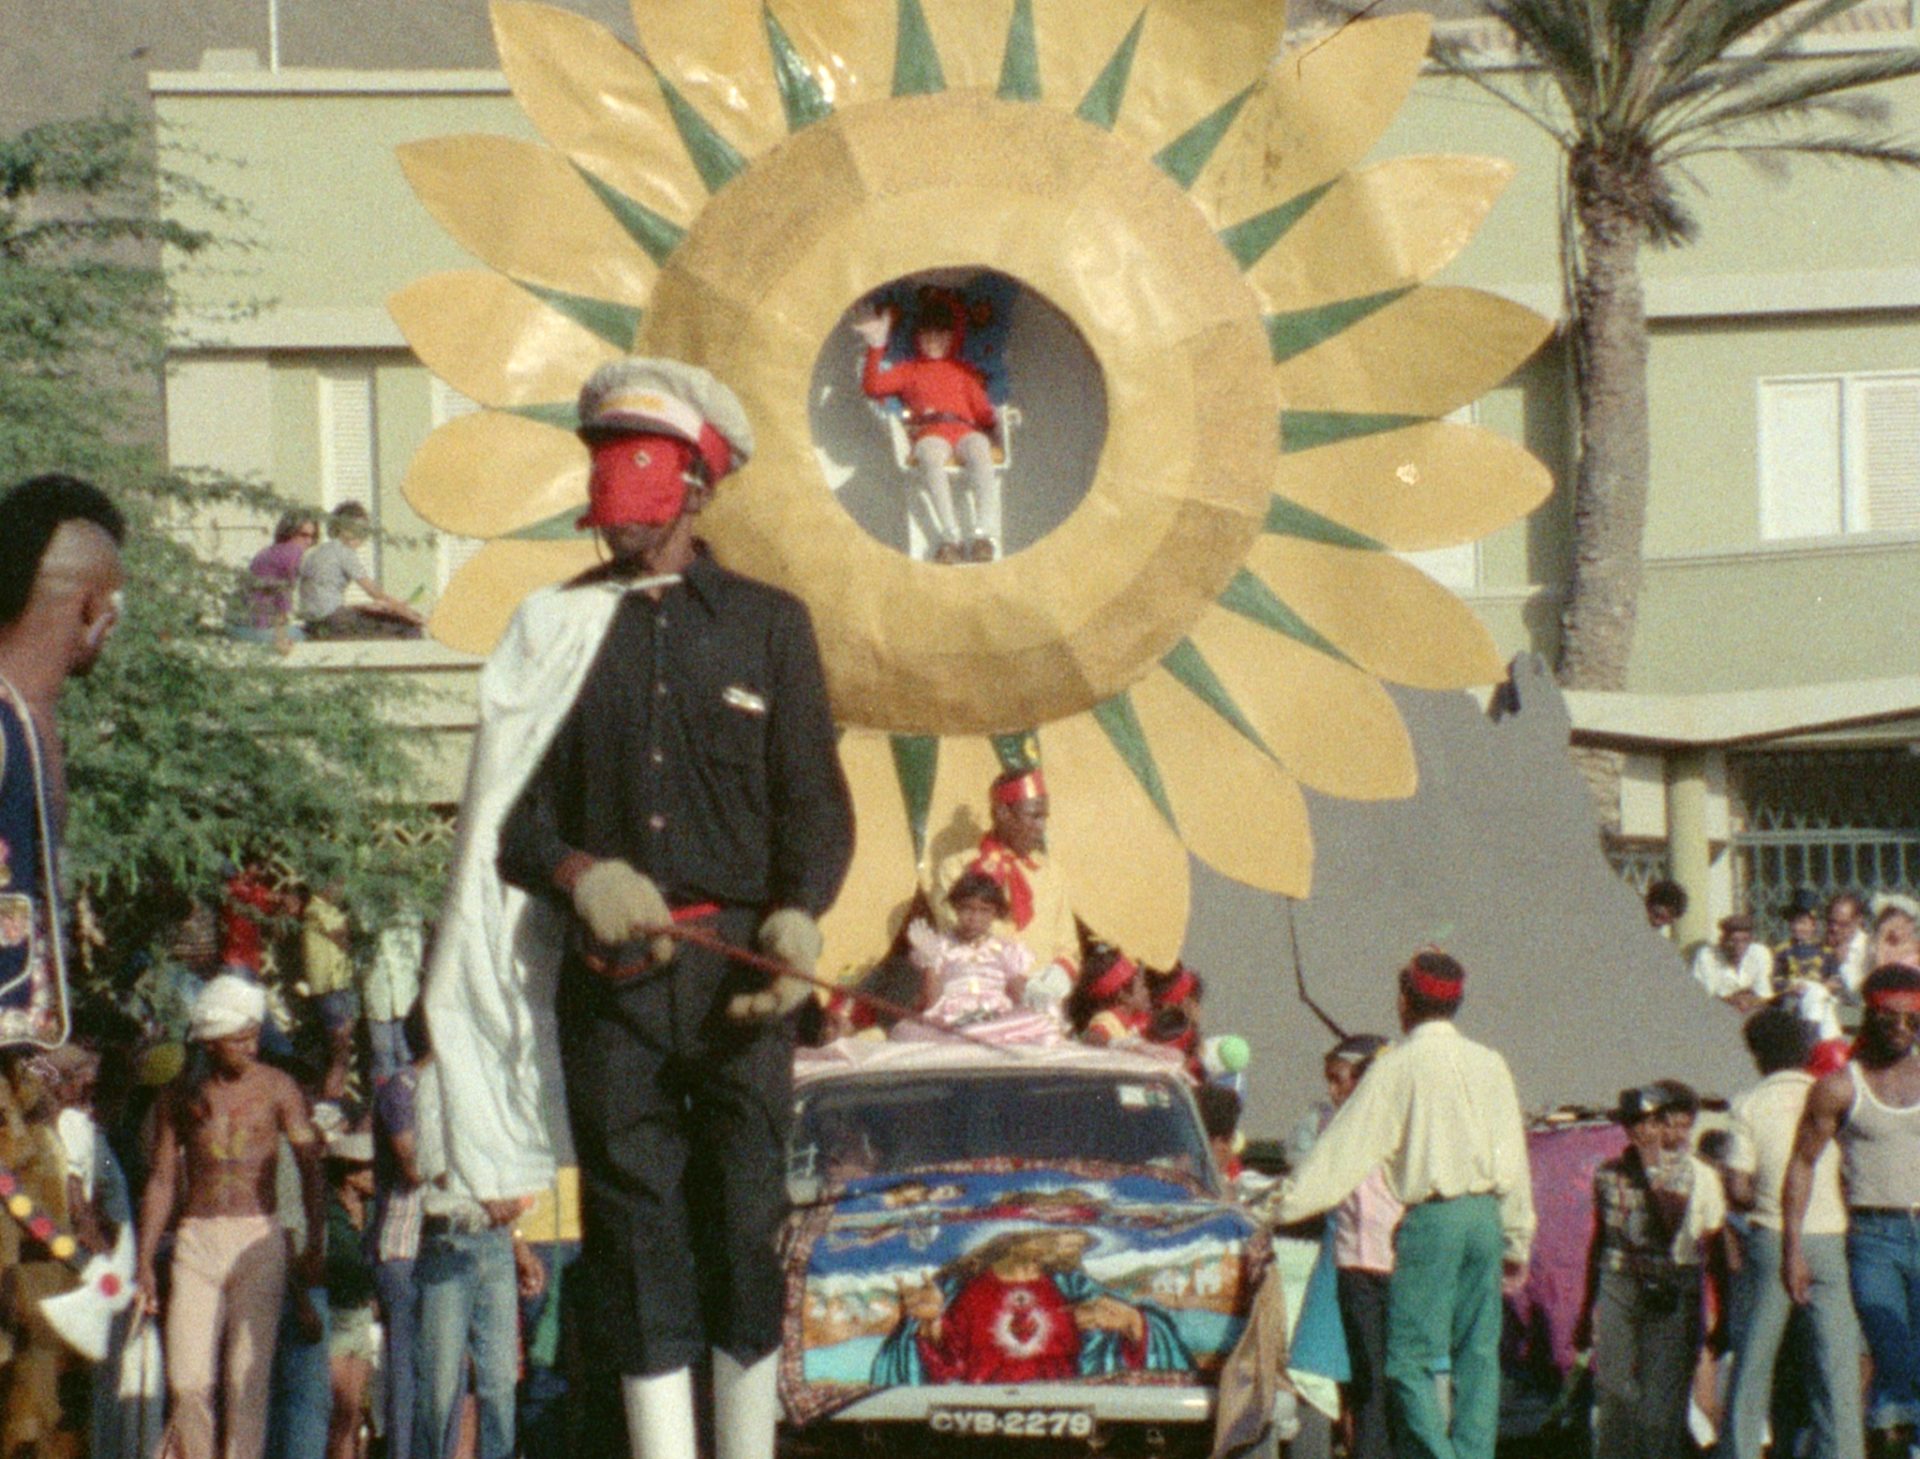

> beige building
[143,4,1920,948]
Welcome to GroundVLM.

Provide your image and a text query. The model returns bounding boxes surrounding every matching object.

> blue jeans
[1849,1209,1920,1430]
[377,1259,423,1459]
[417,1227,518,1459]
[265,1286,330,1459]
[1720,1226,1862,1459]
[369,1020,412,1085]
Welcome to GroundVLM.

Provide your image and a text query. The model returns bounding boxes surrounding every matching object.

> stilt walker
[423,358,854,1459]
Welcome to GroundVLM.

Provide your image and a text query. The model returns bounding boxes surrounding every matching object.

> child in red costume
[851,295,1000,563]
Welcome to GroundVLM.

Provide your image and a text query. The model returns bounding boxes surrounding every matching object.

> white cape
[422,582,631,1200]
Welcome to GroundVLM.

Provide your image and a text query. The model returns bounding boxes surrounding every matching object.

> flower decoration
[393,0,1552,970]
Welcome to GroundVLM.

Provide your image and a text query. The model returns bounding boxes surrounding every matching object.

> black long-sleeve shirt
[497,553,854,917]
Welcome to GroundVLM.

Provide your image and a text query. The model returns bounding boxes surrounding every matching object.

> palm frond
[1488,0,1605,117]
[1427,30,1581,148]
[1672,132,1920,165]
[1668,49,1920,143]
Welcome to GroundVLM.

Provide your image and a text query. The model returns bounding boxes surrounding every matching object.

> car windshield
[788,1068,1219,1200]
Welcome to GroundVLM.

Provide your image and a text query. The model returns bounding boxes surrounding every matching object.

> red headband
[1088,954,1138,1004]
[1156,966,1198,1007]
[1866,988,1920,1015]
[1405,961,1463,1003]
[991,771,1047,807]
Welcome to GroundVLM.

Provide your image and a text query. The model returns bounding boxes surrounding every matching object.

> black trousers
[556,906,793,1377]
[1336,1267,1392,1459]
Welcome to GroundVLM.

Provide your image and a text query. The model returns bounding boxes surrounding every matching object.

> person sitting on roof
[895,871,1060,1046]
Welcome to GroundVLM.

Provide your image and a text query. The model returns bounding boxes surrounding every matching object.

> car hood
[780,1161,1268,1425]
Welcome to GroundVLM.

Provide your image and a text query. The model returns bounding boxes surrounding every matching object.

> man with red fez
[423,358,853,1459]
[1783,962,1920,1450]
[930,768,1079,1012]
[1265,951,1534,1459]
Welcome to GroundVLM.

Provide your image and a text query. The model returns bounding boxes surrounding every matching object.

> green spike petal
[765,7,832,131]
[998,0,1040,100]
[572,169,685,267]
[1220,180,1336,269]
[509,506,591,541]
[991,731,1040,773]
[1154,85,1253,189]
[1264,496,1384,551]
[503,402,579,432]
[1088,693,1177,829]
[653,70,746,192]
[893,0,945,95]
[1217,568,1352,665]
[1265,287,1413,365]
[1075,11,1145,129]
[517,281,646,350]
[889,733,938,856]
[1280,410,1430,453]
[1160,639,1273,756]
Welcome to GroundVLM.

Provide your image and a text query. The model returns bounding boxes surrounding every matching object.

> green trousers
[1384,1193,1505,1459]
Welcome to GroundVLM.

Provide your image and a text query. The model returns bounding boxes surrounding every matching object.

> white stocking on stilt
[712,1349,780,1459]
[621,1367,697,1459]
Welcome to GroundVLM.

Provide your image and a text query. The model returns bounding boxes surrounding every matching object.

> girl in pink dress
[900,872,1059,1044]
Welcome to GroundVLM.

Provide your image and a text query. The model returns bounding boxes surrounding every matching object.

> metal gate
[1731,749,1920,941]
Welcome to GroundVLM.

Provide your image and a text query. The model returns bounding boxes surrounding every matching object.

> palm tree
[1434,0,1920,691]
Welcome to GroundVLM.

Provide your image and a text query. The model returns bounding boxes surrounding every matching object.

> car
[778,1038,1298,1456]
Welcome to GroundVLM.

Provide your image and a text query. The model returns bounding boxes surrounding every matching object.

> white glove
[850,306,893,349]
[727,908,822,1022]
[569,860,673,964]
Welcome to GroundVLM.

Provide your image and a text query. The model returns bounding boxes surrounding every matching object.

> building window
[430,378,489,592]
[1758,371,1920,540]
[317,365,379,571]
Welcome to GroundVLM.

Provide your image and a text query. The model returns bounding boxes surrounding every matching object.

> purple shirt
[247,539,305,628]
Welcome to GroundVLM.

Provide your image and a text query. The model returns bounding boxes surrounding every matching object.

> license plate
[927,1406,1094,1439]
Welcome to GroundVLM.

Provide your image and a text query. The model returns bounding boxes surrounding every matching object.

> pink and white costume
[898,921,1059,1045]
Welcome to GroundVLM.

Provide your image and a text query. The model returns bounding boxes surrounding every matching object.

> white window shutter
[317,368,377,515]
[1854,375,1920,535]
[429,378,488,590]
[1758,378,1843,540]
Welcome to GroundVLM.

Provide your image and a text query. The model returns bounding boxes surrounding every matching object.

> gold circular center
[639,93,1275,735]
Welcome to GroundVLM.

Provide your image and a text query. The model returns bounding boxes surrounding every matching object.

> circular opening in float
[808,268,1108,563]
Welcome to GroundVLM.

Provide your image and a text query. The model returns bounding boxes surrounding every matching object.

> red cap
[577,433,699,530]
[1087,953,1138,1004]
[991,770,1047,807]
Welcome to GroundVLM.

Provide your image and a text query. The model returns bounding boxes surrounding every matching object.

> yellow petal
[1040,710,1189,965]
[1272,420,1552,551]
[767,0,898,112]
[1196,14,1432,226]
[1031,0,1148,117]
[1246,535,1503,689]
[1186,603,1417,800]
[1115,0,1285,160]
[396,135,656,305]
[389,272,622,409]
[493,1,709,228]
[1272,286,1553,417]
[1128,666,1312,895]
[1248,156,1514,313]
[921,0,1019,90]
[625,0,785,155]
[430,539,598,657]
[923,735,1008,880]
[819,731,922,980]
[402,412,585,539]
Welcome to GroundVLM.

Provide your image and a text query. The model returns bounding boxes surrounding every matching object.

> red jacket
[862,348,996,446]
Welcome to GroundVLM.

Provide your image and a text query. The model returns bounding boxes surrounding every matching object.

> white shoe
[621,1367,697,1459]
[711,1349,780,1459]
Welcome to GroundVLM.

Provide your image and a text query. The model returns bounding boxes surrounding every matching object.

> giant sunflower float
[393,0,1552,973]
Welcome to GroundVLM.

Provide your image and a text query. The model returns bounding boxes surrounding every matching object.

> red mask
[577,433,698,529]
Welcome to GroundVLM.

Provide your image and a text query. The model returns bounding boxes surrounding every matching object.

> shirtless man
[138,974,324,1459]
[1783,962,1920,1453]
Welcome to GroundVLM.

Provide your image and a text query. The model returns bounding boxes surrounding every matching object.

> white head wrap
[190,973,268,1042]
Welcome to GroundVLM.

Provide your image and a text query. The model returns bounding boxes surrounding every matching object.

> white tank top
[1842,1062,1920,1209]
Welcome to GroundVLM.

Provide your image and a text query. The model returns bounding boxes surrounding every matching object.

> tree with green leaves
[0,111,444,993]
[1435,0,1920,691]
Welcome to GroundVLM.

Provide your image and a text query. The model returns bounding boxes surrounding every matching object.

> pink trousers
[165,1215,287,1459]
